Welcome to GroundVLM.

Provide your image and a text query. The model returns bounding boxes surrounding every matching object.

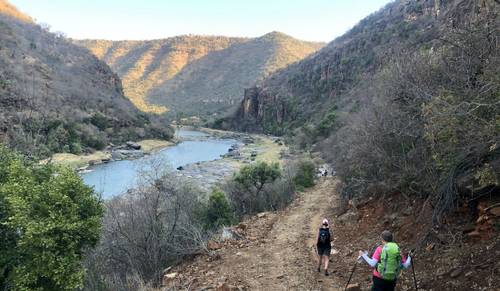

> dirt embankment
[163,178,500,291]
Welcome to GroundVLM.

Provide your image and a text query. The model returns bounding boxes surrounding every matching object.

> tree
[200,189,235,230]
[293,159,316,189]
[229,162,282,215]
[234,162,281,196]
[0,146,104,291]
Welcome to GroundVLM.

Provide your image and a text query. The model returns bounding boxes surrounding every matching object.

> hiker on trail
[358,230,412,291]
[315,218,332,276]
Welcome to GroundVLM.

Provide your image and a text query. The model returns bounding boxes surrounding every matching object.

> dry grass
[137,139,174,153]
[43,152,111,169]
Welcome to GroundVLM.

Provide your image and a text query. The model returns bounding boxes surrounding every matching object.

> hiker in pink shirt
[358,230,412,291]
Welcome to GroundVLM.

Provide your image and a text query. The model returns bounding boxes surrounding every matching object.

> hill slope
[0,1,171,157]
[231,0,498,133]
[75,33,323,116]
[228,0,499,224]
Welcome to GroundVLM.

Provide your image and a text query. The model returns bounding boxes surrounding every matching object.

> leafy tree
[316,110,337,137]
[228,162,282,215]
[199,189,235,230]
[0,146,104,291]
[234,162,281,196]
[293,159,316,189]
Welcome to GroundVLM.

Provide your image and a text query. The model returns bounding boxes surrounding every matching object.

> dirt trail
[173,177,500,291]
[175,178,345,290]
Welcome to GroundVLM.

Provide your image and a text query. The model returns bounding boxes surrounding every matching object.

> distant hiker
[315,218,332,276]
[358,230,412,291]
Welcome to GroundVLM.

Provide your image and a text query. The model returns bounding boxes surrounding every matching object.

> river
[81,130,238,198]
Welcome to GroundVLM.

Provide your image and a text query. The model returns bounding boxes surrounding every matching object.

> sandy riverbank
[44,139,174,169]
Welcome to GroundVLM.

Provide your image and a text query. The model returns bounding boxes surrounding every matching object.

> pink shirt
[371,246,407,278]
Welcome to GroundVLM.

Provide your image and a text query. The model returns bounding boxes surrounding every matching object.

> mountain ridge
[75,33,324,116]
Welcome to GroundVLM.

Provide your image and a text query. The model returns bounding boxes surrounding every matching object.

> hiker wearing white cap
[315,218,333,276]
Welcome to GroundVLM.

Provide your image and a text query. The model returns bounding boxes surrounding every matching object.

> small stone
[207,240,221,250]
[346,283,361,291]
[216,283,232,291]
[462,223,476,234]
[237,222,247,231]
[450,268,462,278]
[206,271,215,276]
[162,272,178,287]
[476,215,488,224]
[488,206,500,217]
[402,207,412,216]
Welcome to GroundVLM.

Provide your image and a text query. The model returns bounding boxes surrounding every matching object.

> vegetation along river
[81,130,238,198]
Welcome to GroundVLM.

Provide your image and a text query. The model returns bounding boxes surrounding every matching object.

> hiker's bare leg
[323,255,329,270]
[317,254,322,269]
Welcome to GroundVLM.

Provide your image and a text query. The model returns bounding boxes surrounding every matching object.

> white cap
[322,218,329,225]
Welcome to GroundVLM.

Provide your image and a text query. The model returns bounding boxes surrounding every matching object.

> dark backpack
[318,228,330,245]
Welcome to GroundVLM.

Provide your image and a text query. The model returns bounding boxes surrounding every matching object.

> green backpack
[376,242,402,281]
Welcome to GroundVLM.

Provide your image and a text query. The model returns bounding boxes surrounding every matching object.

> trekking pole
[410,250,418,291]
[344,245,377,290]
[344,257,359,291]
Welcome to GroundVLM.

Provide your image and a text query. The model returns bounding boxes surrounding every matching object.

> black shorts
[317,246,331,256]
[372,276,397,291]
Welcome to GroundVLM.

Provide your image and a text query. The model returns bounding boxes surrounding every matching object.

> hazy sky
[10,0,393,42]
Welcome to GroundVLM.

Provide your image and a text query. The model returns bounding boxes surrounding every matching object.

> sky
[10,0,393,42]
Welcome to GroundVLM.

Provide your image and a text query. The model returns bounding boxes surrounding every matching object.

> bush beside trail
[0,146,103,291]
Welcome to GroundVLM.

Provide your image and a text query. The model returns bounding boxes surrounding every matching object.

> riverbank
[45,139,174,170]
[175,130,288,192]
[61,128,288,197]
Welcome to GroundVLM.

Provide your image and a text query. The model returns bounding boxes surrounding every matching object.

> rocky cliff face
[75,33,324,116]
[232,0,496,133]
[0,1,171,157]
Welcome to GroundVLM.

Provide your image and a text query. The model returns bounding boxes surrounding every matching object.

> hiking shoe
[325,270,329,276]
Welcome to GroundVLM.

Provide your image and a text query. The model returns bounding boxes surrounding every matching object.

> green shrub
[90,113,109,131]
[70,143,83,155]
[199,189,235,230]
[0,146,104,290]
[293,159,316,189]
[316,110,337,137]
[234,162,281,195]
[227,162,285,216]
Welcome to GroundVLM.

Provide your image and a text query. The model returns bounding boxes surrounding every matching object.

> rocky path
[172,178,346,290]
[171,176,500,291]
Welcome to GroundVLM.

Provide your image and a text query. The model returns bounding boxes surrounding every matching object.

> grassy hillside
[75,33,323,116]
[0,1,172,158]
[229,0,499,221]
